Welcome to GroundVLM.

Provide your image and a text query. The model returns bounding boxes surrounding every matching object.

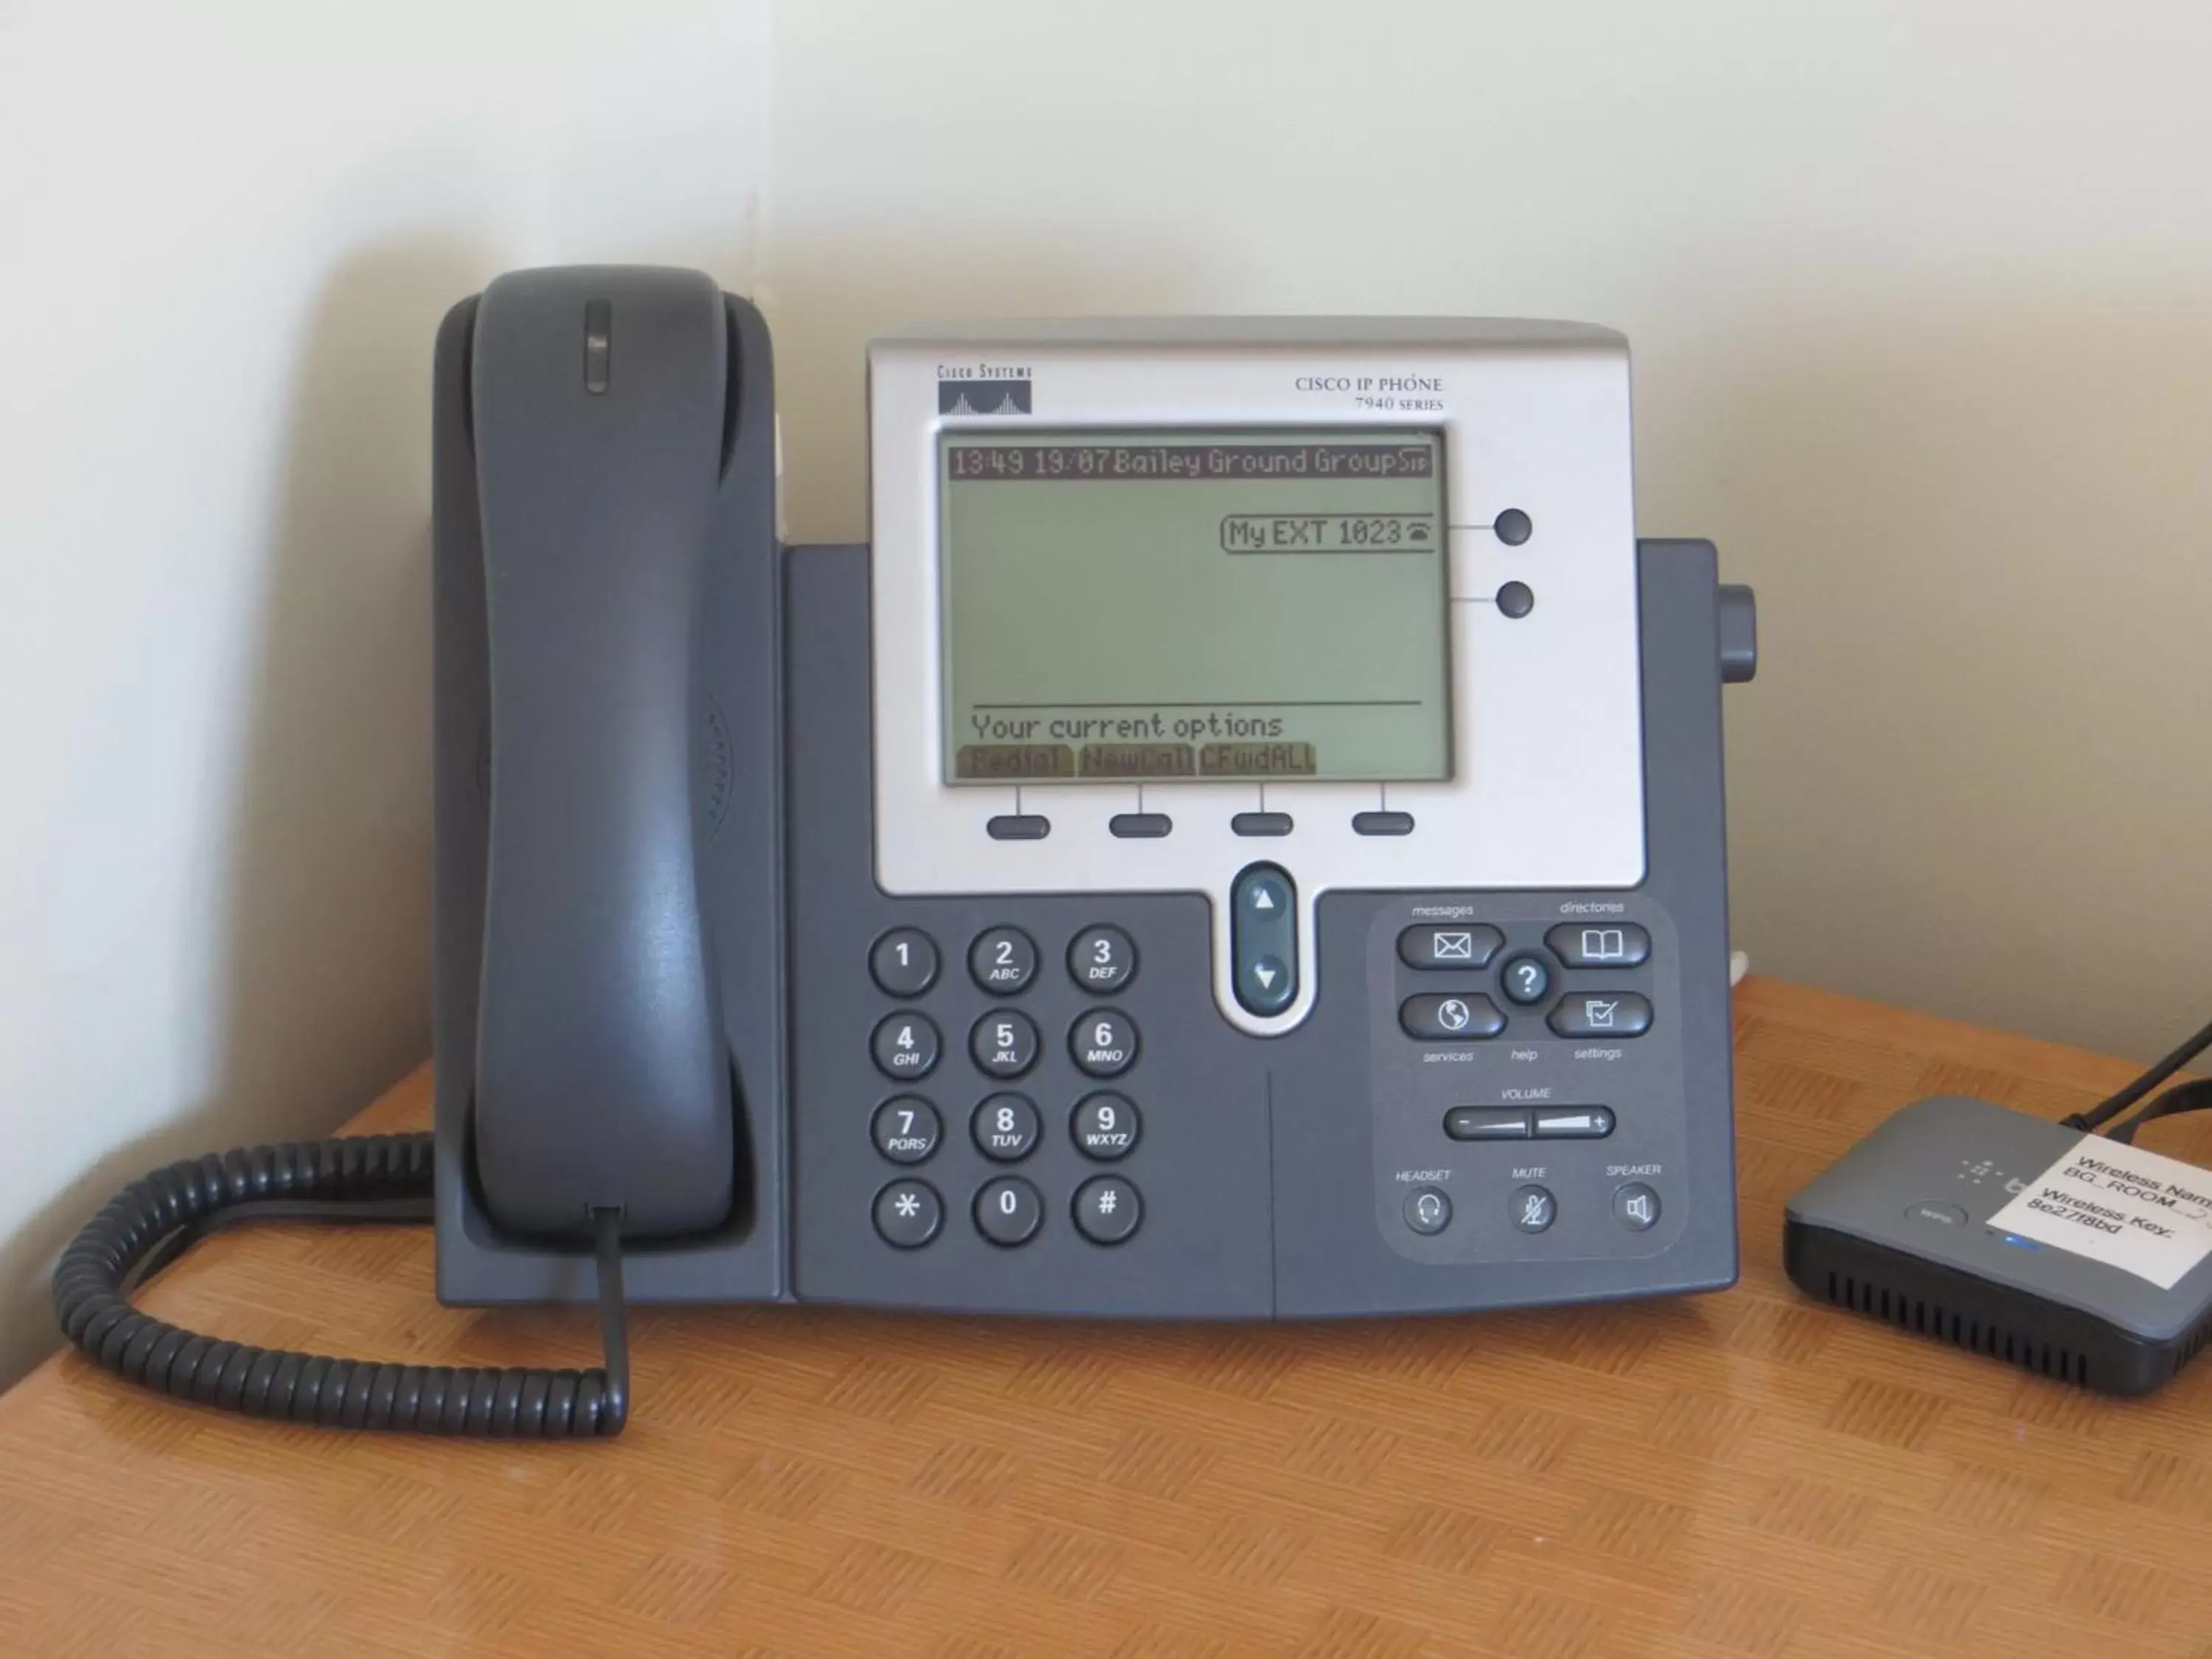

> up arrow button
[1231,864,1297,1016]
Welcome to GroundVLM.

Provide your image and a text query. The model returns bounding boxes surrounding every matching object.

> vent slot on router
[1823,1268,2090,1388]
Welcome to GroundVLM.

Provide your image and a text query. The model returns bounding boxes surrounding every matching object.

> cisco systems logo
[938,376,1032,415]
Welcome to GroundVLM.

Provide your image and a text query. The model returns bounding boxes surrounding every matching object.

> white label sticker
[1987,1137,2212,1290]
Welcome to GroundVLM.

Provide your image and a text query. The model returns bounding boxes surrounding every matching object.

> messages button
[1397,924,1504,971]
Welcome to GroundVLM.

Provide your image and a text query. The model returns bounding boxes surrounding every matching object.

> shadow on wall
[1,243,485,1386]
[761,234,1202,543]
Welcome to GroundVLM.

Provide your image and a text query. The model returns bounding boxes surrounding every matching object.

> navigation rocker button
[1444,1107,1531,1141]
[1399,993,1506,1040]
[1398,924,1504,970]
[1231,863,1298,1016]
[1545,922,1650,969]
[1532,1106,1615,1139]
[873,1179,943,1248]
[1547,993,1653,1038]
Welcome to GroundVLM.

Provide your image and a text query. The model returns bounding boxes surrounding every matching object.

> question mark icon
[1503,954,1550,1006]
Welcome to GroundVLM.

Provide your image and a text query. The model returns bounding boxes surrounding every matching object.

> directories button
[1231,863,1298,1016]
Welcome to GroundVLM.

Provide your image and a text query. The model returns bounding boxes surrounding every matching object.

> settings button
[1399,993,1506,1041]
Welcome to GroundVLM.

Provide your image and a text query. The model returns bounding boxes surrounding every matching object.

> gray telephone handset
[56,265,1757,1434]
[467,268,740,1239]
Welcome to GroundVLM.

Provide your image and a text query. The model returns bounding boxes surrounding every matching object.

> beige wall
[765,0,2212,1062]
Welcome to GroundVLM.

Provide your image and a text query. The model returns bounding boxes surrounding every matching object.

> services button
[1399,993,1506,1040]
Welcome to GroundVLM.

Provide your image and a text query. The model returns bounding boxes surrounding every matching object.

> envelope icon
[1433,931,1475,960]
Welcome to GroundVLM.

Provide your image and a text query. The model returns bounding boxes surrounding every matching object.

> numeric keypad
[865,919,1150,1255]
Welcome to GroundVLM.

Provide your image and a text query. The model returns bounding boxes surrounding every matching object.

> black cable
[2105,1077,2212,1147]
[52,1135,630,1436]
[2059,1014,2212,1134]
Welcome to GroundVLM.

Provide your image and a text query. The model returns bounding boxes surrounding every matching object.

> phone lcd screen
[939,429,1451,785]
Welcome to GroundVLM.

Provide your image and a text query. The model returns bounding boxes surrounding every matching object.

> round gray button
[970,926,1038,994]
[873,1179,942,1248]
[1500,954,1552,1006]
[1511,1185,1557,1233]
[1404,1186,1452,1235]
[970,1009,1040,1079]
[1495,580,1534,619]
[1908,1200,1969,1226]
[1071,1009,1139,1077]
[972,1093,1040,1161]
[1494,507,1532,546]
[1068,925,1138,993]
[870,1096,941,1164]
[869,928,939,998]
[974,1177,1043,1246]
[1074,1175,1143,1245]
[1071,1091,1141,1161]
[1615,1183,1661,1231]
[871,1011,940,1080]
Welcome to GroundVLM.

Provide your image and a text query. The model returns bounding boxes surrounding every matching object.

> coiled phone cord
[52,1134,631,1437]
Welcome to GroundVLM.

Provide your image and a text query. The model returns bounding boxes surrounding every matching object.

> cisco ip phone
[56,265,1757,1432]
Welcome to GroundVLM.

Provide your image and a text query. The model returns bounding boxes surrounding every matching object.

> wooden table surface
[5,977,2212,1658]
